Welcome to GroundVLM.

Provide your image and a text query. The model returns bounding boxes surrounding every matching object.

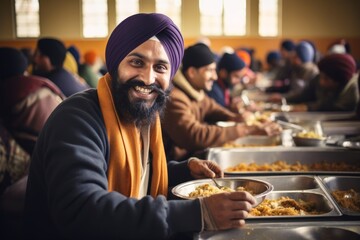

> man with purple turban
[24,13,255,239]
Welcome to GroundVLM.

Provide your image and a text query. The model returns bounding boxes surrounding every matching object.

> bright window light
[156,0,181,29]
[259,0,278,37]
[15,0,40,38]
[200,0,246,36]
[82,0,108,38]
[116,0,139,24]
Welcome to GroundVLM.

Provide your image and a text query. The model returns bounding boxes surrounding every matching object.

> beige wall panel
[39,0,81,38]
[0,0,15,40]
[282,0,360,37]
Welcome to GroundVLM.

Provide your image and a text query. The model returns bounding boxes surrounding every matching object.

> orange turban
[236,50,251,67]
[84,50,98,65]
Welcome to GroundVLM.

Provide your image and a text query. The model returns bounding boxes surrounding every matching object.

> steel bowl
[171,177,273,206]
[292,135,327,147]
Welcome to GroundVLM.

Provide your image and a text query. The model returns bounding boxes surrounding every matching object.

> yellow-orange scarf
[97,73,168,198]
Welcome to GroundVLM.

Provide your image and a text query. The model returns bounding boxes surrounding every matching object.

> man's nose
[142,67,156,85]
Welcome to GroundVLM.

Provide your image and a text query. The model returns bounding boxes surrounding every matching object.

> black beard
[111,76,172,128]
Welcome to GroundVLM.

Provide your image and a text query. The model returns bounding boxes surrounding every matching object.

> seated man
[162,43,281,161]
[32,37,89,97]
[24,13,256,239]
[0,47,65,154]
[0,122,30,239]
[207,52,247,112]
[289,53,359,112]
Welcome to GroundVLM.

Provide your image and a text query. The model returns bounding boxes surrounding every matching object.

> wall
[0,0,359,66]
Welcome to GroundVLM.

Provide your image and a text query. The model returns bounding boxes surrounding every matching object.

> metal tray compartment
[271,111,356,122]
[249,191,341,219]
[207,147,360,175]
[252,175,321,191]
[195,222,360,240]
[320,176,360,216]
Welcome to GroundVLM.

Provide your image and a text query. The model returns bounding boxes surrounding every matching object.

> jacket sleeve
[163,90,240,151]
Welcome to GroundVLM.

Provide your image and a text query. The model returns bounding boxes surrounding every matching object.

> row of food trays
[172,145,360,239]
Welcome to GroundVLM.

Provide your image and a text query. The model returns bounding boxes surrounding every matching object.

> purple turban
[105,13,184,79]
[318,53,356,84]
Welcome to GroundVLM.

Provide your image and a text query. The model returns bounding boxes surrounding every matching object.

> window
[259,0,278,37]
[116,0,138,24]
[15,0,40,38]
[200,0,246,36]
[155,0,181,28]
[82,0,108,38]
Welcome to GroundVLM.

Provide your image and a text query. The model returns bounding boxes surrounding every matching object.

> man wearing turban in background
[267,41,319,103]
[207,52,247,111]
[162,43,281,162]
[287,53,359,112]
[24,13,256,239]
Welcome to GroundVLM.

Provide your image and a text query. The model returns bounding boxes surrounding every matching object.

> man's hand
[188,158,223,179]
[202,191,256,230]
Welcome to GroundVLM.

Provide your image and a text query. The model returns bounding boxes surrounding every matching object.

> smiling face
[186,62,217,91]
[112,39,172,127]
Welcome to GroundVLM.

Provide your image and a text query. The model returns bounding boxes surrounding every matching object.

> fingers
[227,191,256,206]
[206,160,223,178]
[204,192,253,231]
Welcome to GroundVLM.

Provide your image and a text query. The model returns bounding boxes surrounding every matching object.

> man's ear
[187,66,197,79]
[218,68,227,79]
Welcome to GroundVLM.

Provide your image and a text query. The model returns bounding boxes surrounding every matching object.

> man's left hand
[188,158,223,179]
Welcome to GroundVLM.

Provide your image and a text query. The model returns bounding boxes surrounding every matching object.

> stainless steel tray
[194,221,360,240]
[271,111,356,122]
[248,191,341,219]
[207,147,360,175]
[319,176,360,216]
[322,121,360,136]
[250,175,321,191]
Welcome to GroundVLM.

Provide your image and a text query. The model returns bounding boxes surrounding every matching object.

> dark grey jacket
[24,89,201,239]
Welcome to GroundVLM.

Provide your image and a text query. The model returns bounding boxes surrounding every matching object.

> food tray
[194,221,360,240]
[206,147,360,175]
[250,175,321,191]
[271,111,356,122]
[248,191,341,219]
[319,176,360,216]
[321,121,360,136]
[247,175,341,219]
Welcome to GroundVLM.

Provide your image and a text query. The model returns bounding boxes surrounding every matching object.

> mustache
[123,79,166,95]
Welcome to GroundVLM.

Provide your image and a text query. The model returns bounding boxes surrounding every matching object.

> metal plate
[206,147,360,175]
[171,177,273,206]
[319,176,360,216]
[194,222,360,240]
[248,191,341,219]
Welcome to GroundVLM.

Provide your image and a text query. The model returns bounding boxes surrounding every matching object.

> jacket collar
[172,69,205,101]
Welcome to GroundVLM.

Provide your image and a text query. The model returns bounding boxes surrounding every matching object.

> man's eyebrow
[127,52,170,65]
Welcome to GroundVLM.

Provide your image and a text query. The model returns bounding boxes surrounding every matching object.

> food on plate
[331,189,360,212]
[188,183,252,198]
[250,196,323,216]
[225,160,360,172]
[295,131,324,139]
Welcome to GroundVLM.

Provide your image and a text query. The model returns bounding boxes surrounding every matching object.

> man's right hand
[202,191,255,230]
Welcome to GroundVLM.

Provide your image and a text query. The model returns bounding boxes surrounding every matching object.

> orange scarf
[97,73,168,198]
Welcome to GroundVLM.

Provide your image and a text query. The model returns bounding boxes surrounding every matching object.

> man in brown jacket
[162,43,281,161]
